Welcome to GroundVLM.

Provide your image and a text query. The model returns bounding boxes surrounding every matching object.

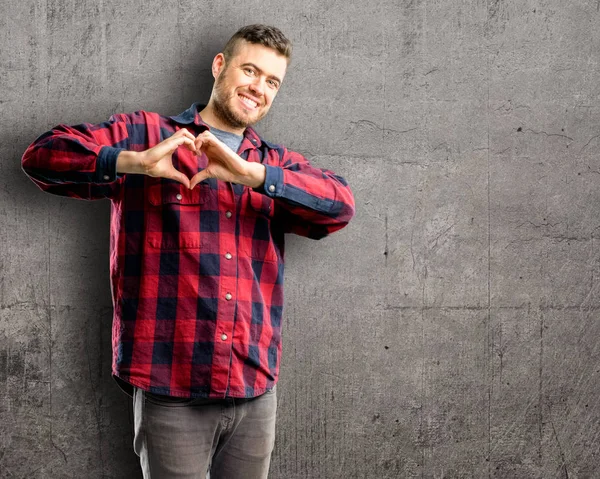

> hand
[189,131,266,189]
[116,128,196,188]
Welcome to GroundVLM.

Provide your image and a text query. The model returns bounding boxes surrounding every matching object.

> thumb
[190,169,210,189]
[165,167,191,189]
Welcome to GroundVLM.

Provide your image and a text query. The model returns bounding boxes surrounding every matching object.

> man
[22,24,354,478]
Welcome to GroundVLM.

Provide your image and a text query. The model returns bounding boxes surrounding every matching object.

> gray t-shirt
[210,126,243,154]
[208,126,245,195]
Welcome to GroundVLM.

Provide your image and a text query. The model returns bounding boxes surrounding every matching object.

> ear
[212,53,226,79]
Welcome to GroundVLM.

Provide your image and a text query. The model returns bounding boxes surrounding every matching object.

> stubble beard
[213,86,248,130]
[212,69,266,131]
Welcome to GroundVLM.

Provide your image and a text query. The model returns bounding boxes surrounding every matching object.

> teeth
[239,95,258,108]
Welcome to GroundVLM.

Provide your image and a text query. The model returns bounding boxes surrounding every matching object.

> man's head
[205,25,292,133]
[222,24,292,66]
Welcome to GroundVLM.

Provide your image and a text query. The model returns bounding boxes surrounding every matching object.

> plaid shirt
[22,103,355,398]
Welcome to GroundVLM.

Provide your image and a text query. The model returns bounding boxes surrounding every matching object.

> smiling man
[208,39,283,129]
[22,25,354,478]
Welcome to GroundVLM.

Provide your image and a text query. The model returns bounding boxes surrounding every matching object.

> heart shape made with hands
[188,130,252,189]
[141,128,262,190]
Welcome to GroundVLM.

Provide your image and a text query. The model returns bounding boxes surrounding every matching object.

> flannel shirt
[22,103,355,398]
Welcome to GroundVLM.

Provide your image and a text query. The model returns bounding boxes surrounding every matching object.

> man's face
[212,41,288,130]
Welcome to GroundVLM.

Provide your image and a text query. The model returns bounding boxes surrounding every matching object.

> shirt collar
[169,102,265,150]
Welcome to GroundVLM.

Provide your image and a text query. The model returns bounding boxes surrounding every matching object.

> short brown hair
[222,24,292,64]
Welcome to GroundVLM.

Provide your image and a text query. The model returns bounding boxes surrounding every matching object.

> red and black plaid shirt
[22,103,355,398]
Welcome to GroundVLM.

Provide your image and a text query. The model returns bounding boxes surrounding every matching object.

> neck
[199,102,245,136]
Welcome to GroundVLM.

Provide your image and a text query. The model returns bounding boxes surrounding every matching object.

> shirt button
[176,194,182,200]
[268,185,275,193]
[225,253,232,260]
[103,175,110,181]
[221,333,228,341]
[225,211,232,218]
[225,293,232,301]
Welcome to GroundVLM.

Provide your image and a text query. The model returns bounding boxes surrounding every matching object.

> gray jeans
[133,386,277,479]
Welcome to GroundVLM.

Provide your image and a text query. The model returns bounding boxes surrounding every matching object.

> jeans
[132,386,277,479]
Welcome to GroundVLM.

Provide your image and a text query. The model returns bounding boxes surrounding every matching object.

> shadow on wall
[2,25,250,478]
[3,131,142,476]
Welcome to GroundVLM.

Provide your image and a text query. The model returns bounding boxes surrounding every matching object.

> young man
[22,25,354,478]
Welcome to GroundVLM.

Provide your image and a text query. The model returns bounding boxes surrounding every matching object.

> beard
[212,67,267,130]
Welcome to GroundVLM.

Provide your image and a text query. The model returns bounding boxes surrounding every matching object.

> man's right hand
[116,128,196,188]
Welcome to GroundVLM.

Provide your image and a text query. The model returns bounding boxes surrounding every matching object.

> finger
[174,127,193,139]
[151,134,189,157]
[194,137,205,153]
[185,140,197,153]
[197,130,216,144]
[200,131,227,151]
[181,129,196,143]
[181,137,197,152]
[171,129,197,150]
[166,167,191,189]
[167,135,196,153]
[189,170,210,189]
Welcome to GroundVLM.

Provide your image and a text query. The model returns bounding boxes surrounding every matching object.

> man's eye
[268,80,279,89]
[244,68,255,76]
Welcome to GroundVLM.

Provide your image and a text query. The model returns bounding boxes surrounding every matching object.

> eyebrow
[240,63,282,85]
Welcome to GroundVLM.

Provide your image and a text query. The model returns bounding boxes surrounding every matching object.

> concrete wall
[2,0,600,477]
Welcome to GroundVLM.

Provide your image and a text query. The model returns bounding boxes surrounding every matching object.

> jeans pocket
[143,390,195,407]
[264,385,277,395]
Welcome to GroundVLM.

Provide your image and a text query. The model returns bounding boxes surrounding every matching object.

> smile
[238,94,259,109]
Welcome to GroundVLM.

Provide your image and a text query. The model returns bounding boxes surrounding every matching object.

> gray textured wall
[2,0,600,477]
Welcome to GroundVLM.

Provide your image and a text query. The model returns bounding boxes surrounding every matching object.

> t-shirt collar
[169,102,263,150]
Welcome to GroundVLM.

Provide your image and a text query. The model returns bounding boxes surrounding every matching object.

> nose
[248,77,265,96]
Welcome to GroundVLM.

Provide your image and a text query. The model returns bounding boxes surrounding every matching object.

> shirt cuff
[96,146,125,183]
[258,165,284,197]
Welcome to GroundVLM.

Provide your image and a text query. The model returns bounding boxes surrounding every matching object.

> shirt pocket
[248,188,275,218]
[146,182,212,249]
[238,189,279,263]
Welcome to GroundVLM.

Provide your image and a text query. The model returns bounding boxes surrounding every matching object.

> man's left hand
[190,131,266,189]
